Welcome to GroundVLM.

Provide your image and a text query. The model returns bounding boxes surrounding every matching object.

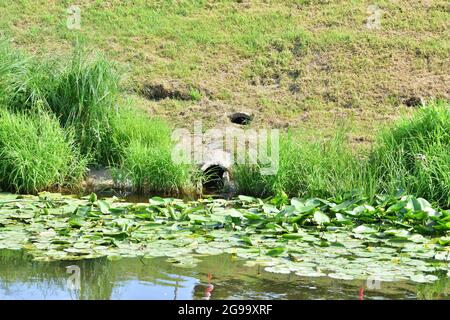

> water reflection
[0,250,448,300]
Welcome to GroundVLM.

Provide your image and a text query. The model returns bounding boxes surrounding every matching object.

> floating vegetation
[0,192,449,284]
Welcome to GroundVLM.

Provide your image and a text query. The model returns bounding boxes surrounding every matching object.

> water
[0,250,448,300]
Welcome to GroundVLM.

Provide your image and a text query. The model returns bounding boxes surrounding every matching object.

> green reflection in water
[0,249,448,300]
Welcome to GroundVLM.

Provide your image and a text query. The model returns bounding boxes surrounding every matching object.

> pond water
[0,250,448,300]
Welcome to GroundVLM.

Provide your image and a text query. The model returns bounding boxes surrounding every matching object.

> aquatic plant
[119,140,194,195]
[0,193,448,284]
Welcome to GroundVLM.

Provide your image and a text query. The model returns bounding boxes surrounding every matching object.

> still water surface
[1,250,448,300]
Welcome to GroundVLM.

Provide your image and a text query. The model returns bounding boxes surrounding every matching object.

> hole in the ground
[229,112,252,125]
[203,165,226,191]
[403,96,424,107]
[140,83,193,101]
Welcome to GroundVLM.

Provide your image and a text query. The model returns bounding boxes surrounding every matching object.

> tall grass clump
[0,109,87,193]
[112,107,195,194]
[366,102,450,207]
[0,40,194,195]
[0,40,120,165]
[233,129,361,199]
[121,140,193,195]
[47,47,119,165]
[111,106,172,154]
[0,40,53,110]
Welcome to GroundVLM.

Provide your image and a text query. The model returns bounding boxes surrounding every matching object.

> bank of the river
[0,40,449,207]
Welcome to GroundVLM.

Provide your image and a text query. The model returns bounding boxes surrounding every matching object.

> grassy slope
[0,0,448,142]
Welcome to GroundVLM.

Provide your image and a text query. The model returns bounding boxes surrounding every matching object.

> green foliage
[1,40,448,203]
[0,192,448,285]
[188,87,202,101]
[46,47,119,165]
[111,106,172,152]
[111,106,195,194]
[233,129,360,199]
[0,40,119,165]
[0,41,195,194]
[0,39,53,110]
[120,140,193,195]
[0,109,87,193]
[234,102,450,207]
[366,102,450,207]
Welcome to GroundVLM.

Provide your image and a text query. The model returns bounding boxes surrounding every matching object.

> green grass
[111,106,172,152]
[0,40,195,194]
[366,101,450,207]
[0,1,448,200]
[234,102,450,207]
[0,40,119,165]
[46,46,119,165]
[0,1,447,137]
[0,109,87,193]
[0,39,53,110]
[119,140,194,195]
[233,127,361,200]
[111,106,196,195]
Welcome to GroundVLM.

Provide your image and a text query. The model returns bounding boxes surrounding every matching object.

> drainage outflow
[200,149,233,194]
[202,165,227,191]
[229,112,253,125]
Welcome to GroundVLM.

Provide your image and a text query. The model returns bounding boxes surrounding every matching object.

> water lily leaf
[384,229,410,239]
[405,197,433,213]
[291,198,303,208]
[410,274,438,283]
[328,273,355,280]
[97,200,110,214]
[240,236,253,246]
[224,208,243,218]
[335,213,350,222]
[244,213,263,220]
[209,214,226,224]
[102,231,128,240]
[330,200,356,212]
[262,204,279,214]
[74,206,90,217]
[167,256,200,268]
[238,195,256,203]
[196,247,223,255]
[149,197,166,206]
[438,236,450,246]
[264,222,287,232]
[347,205,375,216]
[68,216,84,228]
[353,225,377,234]
[295,269,326,277]
[313,211,330,225]
[267,247,285,257]
[294,204,318,214]
[282,233,302,240]
[188,214,210,222]
[89,193,97,203]
[434,252,450,261]
[265,266,291,274]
